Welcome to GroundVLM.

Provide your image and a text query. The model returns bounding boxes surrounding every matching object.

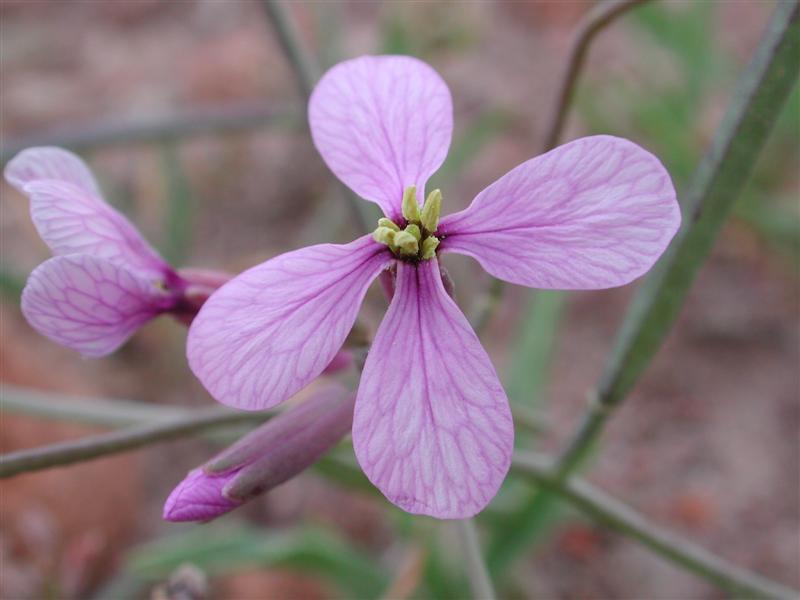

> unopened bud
[401,186,420,222]
[163,385,354,523]
[421,189,442,232]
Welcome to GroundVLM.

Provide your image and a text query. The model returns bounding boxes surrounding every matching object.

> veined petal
[22,180,169,281]
[187,235,392,411]
[5,146,102,197]
[353,260,513,519]
[309,55,453,221]
[439,136,681,289]
[21,255,171,357]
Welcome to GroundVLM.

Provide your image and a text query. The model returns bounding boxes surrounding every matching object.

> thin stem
[260,0,371,233]
[0,407,273,478]
[512,452,799,600]
[0,103,297,164]
[470,277,505,337]
[457,520,496,600]
[540,0,649,153]
[1,384,189,427]
[260,0,319,100]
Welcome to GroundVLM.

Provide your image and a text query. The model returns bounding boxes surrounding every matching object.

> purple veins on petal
[309,55,453,221]
[21,255,172,357]
[353,259,513,519]
[439,135,681,290]
[187,235,392,411]
[5,146,102,198]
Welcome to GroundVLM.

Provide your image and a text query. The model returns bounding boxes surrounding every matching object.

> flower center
[372,186,441,261]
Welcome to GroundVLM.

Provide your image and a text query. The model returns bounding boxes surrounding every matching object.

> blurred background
[1,1,798,598]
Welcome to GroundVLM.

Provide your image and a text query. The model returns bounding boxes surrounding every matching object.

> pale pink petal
[309,55,453,220]
[21,255,172,357]
[187,235,392,411]
[5,147,101,197]
[439,135,681,289]
[163,468,240,522]
[353,259,513,519]
[23,180,169,280]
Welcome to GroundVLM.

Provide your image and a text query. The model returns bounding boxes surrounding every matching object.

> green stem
[540,0,650,153]
[0,407,273,478]
[512,452,799,600]
[456,520,496,600]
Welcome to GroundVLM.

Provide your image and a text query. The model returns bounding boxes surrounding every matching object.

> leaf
[128,524,388,599]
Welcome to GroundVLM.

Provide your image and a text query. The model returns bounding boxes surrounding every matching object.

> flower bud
[163,385,355,523]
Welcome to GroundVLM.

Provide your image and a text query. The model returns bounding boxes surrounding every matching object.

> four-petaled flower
[188,55,681,518]
[5,148,228,357]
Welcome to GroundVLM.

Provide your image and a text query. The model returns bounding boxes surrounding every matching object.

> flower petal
[21,255,170,357]
[439,135,681,289]
[5,146,102,197]
[353,259,513,518]
[187,235,392,411]
[23,180,169,280]
[309,55,453,220]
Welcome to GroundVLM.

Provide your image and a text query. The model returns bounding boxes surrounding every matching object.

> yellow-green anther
[402,186,420,223]
[393,230,419,255]
[421,235,440,259]
[372,226,396,246]
[404,223,422,241]
[421,189,442,232]
[378,217,400,231]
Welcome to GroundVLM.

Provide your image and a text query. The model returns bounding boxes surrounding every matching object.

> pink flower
[164,384,354,522]
[4,147,230,357]
[188,55,681,518]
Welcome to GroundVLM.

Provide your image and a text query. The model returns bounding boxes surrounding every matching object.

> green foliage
[159,142,193,265]
[128,524,389,599]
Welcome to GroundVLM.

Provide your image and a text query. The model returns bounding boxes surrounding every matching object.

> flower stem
[540,0,650,154]
[512,452,799,600]
[0,406,273,478]
[456,519,496,600]
[259,0,372,233]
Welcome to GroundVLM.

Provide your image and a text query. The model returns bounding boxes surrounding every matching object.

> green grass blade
[159,142,193,266]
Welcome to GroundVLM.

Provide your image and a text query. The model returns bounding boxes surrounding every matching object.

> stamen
[404,224,422,241]
[373,226,396,246]
[393,230,419,256]
[421,189,442,232]
[421,236,440,259]
[402,186,421,222]
[378,218,400,231]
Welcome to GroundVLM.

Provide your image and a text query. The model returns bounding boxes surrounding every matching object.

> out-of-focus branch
[512,452,799,600]
[457,520,496,600]
[260,0,372,233]
[0,406,273,478]
[540,0,649,153]
[260,0,319,100]
[0,103,298,164]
